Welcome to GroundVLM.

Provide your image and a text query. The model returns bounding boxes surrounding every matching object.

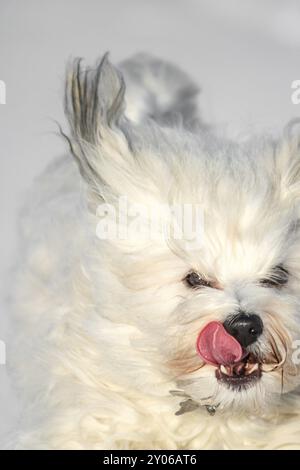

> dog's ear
[64,54,131,193]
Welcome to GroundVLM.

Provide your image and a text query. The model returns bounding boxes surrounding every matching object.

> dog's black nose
[223,312,263,348]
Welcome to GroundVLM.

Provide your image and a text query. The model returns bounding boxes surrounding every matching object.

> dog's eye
[185,272,212,289]
[260,265,289,288]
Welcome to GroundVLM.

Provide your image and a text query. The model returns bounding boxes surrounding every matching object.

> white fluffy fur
[9,53,300,449]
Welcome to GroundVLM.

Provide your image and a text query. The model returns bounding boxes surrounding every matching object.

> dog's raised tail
[119,53,201,128]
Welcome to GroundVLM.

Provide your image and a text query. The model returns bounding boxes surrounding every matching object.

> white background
[1,0,300,444]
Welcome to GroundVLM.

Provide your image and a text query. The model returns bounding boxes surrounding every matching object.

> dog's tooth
[245,362,259,375]
[220,365,228,375]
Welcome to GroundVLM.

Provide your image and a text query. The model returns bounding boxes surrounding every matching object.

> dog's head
[64,55,300,414]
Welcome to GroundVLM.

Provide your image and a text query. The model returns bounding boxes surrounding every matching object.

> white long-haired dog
[10,53,300,449]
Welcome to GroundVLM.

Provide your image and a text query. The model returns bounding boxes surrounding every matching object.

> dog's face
[167,157,300,412]
[65,56,300,414]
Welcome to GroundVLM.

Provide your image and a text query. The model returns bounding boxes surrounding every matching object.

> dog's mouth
[215,353,262,390]
[196,321,263,390]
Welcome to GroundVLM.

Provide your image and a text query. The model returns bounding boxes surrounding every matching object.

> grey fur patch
[119,53,201,128]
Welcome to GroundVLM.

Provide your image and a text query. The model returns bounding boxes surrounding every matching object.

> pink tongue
[196,321,243,366]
